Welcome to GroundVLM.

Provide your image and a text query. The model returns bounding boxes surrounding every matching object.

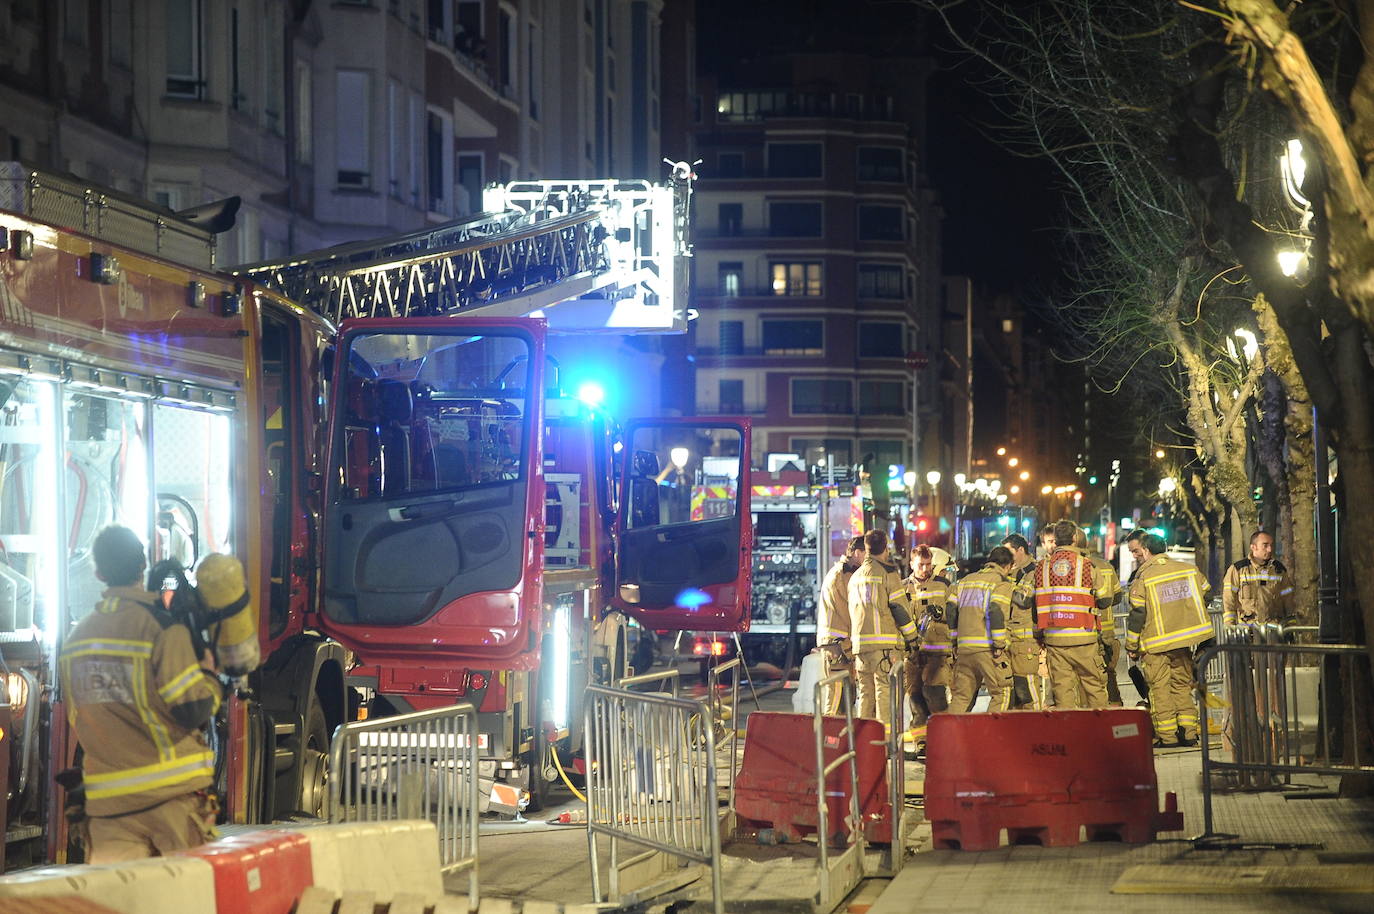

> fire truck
[0,165,750,867]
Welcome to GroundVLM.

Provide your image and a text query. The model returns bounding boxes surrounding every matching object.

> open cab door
[321,318,546,669]
[612,419,752,631]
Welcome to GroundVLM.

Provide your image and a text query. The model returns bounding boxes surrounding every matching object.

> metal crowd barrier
[707,657,743,811]
[1195,631,1374,842]
[584,683,725,914]
[811,670,864,906]
[617,666,682,697]
[880,662,907,875]
[328,702,481,907]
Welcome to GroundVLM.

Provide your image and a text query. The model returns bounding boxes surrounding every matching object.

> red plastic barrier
[734,712,891,843]
[924,709,1183,850]
[172,829,313,914]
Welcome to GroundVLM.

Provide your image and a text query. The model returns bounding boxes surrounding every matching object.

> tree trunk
[1255,300,1319,623]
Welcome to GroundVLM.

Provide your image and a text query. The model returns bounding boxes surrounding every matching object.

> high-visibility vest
[849,557,917,651]
[1127,556,1213,653]
[1032,548,1099,646]
[818,560,855,644]
[951,566,1012,653]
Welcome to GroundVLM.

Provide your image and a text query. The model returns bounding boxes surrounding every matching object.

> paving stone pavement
[869,748,1374,914]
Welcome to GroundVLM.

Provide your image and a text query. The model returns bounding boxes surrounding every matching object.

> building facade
[690,53,942,474]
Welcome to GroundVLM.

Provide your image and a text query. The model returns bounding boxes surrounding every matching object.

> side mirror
[631,449,660,478]
[629,477,660,528]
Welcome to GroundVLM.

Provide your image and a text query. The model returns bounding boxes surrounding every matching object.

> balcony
[696,287,825,300]
[695,403,768,416]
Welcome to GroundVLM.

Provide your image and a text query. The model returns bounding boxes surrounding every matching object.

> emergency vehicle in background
[0,164,750,869]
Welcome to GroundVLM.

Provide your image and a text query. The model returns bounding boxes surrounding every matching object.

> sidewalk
[870,748,1374,914]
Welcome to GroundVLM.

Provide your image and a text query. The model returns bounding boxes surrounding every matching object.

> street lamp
[670,446,691,469]
[926,469,941,487]
[996,447,1006,457]
[1159,476,1177,495]
[1008,457,1019,468]
[1154,449,1165,460]
[1041,484,1053,495]
[902,470,917,488]
[954,472,966,487]
[1018,470,1030,481]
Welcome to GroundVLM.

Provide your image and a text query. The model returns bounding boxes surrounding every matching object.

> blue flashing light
[1148,526,1168,540]
[997,515,1010,528]
[1021,518,1031,529]
[675,587,713,610]
[576,381,606,407]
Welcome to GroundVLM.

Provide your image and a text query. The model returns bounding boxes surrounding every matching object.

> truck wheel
[298,700,331,819]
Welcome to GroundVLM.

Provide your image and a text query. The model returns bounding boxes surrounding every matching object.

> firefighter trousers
[88,791,217,863]
[854,648,900,727]
[1046,642,1108,709]
[906,651,951,727]
[1140,649,1199,744]
[948,651,1012,713]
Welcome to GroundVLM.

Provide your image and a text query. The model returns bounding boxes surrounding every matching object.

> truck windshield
[338,332,532,500]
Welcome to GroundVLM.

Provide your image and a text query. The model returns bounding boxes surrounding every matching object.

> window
[528,23,540,119]
[859,381,905,415]
[763,320,822,355]
[860,440,905,474]
[64,0,87,44]
[166,0,204,99]
[426,110,454,213]
[857,263,903,299]
[108,0,132,67]
[791,437,853,468]
[770,262,823,297]
[295,61,313,164]
[858,204,904,241]
[718,262,743,297]
[499,6,514,93]
[388,80,402,198]
[767,143,822,178]
[719,380,744,413]
[768,201,822,238]
[262,2,284,131]
[858,322,905,357]
[717,151,743,177]
[791,379,852,415]
[230,6,247,112]
[857,147,903,182]
[457,153,483,215]
[718,203,742,236]
[718,320,743,354]
[336,70,371,188]
[456,1,483,52]
[410,92,423,203]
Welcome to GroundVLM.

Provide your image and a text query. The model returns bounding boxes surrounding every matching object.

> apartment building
[690,52,942,472]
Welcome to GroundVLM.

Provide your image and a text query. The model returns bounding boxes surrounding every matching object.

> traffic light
[913,514,931,533]
[1088,475,1098,485]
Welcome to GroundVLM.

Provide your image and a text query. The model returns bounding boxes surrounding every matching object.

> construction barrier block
[925,709,1183,851]
[296,820,444,902]
[172,828,313,914]
[734,712,891,843]
[0,856,215,914]
[0,900,123,914]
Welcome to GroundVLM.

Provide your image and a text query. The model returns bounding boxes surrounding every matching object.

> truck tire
[297,699,331,819]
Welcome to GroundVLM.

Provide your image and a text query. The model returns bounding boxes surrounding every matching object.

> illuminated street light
[670,446,691,469]
[1280,137,1309,210]
[1041,484,1053,495]
[954,472,967,487]
[1154,449,1165,460]
[1234,328,1260,362]
[1159,476,1178,495]
[996,447,1007,457]
[996,494,1007,505]
[1008,457,1019,468]
[1277,249,1306,277]
[1018,470,1030,481]
[1010,484,1021,495]
[926,470,941,487]
[902,470,917,488]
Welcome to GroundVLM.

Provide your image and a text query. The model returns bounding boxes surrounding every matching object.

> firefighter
[1000,534,1040,708]
[59,525,222,862]
[1126,533,1213,747]
[1123,528,1152,707]
[1222,531,1296,628]
[1075,527,1124,705]
[904,544,955,738]
[947,546,1016,712]
[1016,519,1112,709]
[818,536,865,714]
[848,529,918,727]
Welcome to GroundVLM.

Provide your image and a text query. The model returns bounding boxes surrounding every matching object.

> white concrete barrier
[0,856,216,913]
[296,819,444,902]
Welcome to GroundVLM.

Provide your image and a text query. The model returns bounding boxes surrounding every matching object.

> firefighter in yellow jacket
[1222,531,1295,628]
[59,525,222,861]
[1015,519,1114,708]
[1000,533,1041,708]
[1075,527,1124,705]
[848,529,918,727]
[817,536,864,714]
[904,544,955,730]
[1126,533,1214,747]
[948,547,1016,713]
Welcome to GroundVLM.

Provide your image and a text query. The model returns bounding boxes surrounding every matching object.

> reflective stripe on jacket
[908,574,952,652]
[849,556,917,651]
[60,587,221,816]
[1088,555,1121,636]
[1126,555,1213,653]
[818,560,856,644]
[948,565,1012,652]
[1024,547,1101,646]
[1221,558,1295,626]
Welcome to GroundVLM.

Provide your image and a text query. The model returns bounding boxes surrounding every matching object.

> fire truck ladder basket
[237,179,688,332]
[327,702,481,909]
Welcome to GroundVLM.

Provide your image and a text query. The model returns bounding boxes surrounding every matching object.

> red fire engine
[0,166,750,867]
